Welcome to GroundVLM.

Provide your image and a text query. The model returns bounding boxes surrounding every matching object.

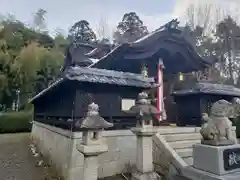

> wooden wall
[33,80,149,130]
[33,81,76,129]
[73,81,144,129]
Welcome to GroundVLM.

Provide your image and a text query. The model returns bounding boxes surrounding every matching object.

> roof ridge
[68,66,154,82]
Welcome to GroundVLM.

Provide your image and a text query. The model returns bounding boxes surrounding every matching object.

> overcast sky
[0,0,240,37]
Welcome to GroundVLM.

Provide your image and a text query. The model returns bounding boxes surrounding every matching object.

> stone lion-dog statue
[200,99,238,146]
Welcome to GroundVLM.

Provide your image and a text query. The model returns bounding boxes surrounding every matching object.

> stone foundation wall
[32,122,236,180]
[31,121,137,180]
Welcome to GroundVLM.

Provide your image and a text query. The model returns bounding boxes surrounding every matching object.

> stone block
[131,127,159,136]
[76,144,108,156]
[175,148,192,158]
[105,137,117,149]
[98,161,117,178]
[67,166,84,180]
[98,149,120,163]
[136,135,153,173]
[83,156,98,180]
[193,144,240,175]
[162,133,201,142]
[116,136,136,151]
[159,127,196,135]
[69,152,84,168]
[169,140,200,149]
[183,166,240,180]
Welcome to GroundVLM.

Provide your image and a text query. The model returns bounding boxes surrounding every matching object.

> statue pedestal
[182,144,240,180]
[77,144,108,180]
[201,139,235,146]
[131,127,161,180]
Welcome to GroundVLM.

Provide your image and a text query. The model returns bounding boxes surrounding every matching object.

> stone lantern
[129,91,160,128]
[128,92,161,180]
[76,102,113,180]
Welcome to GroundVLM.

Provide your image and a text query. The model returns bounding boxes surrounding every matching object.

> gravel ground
[0,133,62,180]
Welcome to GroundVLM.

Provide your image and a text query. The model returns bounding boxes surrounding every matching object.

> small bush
[0,111,33,133]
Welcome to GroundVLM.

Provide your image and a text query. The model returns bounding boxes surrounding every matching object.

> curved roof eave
[91,31,212,71]
[89,44,128,68]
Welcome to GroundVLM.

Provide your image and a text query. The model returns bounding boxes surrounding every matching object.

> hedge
[0,111,33,133]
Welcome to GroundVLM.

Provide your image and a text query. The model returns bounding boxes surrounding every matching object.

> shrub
[0,111,33,133]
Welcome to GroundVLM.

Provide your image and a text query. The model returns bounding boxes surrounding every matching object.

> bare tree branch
[186,4,223,35]
[96,16,110,41]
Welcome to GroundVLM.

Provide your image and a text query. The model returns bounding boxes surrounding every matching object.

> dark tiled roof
[90,19,213,74]
[30,66,155,103]
[172,82,240,97]
[65,66,155,88]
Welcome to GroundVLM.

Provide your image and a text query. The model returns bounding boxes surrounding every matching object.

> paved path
[0,133,61,180]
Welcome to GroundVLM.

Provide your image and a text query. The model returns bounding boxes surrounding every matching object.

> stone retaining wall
[31,121,137,180]
[32,121,237,180]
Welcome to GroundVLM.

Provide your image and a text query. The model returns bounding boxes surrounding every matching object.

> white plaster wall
[31,122,137,180]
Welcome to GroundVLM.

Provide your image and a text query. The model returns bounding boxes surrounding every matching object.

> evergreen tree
[114,12,148,44]
[68,20,96,43]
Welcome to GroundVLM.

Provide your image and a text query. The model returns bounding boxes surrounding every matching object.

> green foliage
[0,15,64,110]
[114,12,148,44]
[35,48,64,92]
[0,111,32,133]
[68,20,96,43]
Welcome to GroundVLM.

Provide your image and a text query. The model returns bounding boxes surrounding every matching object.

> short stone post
[75,102,113,180]
[129,92,161,180]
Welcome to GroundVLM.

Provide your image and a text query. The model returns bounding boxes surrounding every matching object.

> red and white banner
[156,58,164,121]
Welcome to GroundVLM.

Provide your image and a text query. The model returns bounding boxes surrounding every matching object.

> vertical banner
[157,58,164,121]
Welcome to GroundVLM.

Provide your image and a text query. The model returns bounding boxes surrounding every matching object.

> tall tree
[114,12,148,44]
[33,8,47,32]
[184,4,228,83]
[215,16,240,85]
[35,48,64,93]
[0,39,15,109]
[12,43,42,95]
[68,20,96,43]
[0,19,54,50]
[0,16,62,109]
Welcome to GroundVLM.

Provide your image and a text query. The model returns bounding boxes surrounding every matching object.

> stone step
[158,127,200,135]
[169,140,200,149]
[183,157,193,166]
[175,148,193,158]
[162,133,201,142]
